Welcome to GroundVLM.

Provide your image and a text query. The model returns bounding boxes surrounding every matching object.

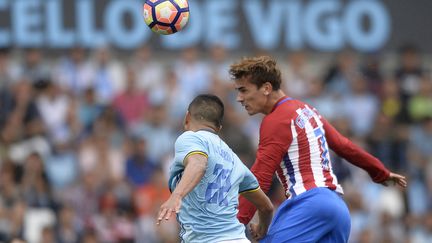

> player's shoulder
[263,99,317,129]
[281,98,311,112]
[178,130,195,137]
[176,131,198,141]
[272,99,317,117]
[175,130,209,146]
[264,99,301,122]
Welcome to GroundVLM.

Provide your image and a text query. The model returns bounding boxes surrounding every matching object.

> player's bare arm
[157,153,208,225]
[241,188,274,241]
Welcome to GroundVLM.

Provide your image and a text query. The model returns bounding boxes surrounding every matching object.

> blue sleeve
[239,164,260,193]
[174,131,209,164]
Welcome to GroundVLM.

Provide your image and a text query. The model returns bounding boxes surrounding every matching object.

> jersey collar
[197,128,217,134]
[271,96,293,112]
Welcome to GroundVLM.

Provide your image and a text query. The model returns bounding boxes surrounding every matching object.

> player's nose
[236,93,244,103]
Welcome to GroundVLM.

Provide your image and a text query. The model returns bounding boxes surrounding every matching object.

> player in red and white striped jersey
[229,56,407,242]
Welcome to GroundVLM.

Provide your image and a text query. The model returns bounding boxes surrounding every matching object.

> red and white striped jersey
[238,97,390,224]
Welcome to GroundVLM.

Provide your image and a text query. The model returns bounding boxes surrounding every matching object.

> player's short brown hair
[229,56,282,90]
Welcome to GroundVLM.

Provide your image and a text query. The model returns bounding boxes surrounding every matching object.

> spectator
[173,47,211,99]
[361,54,384,94]
[54,205,81,243]
[20,153,56,209]
[89,46,125,104]
[281,51,316,99]
[113,68,150,128]
[395,44,424,99]
[20,48,50,85]
[77,87,104,134]
[323,50,359,96]
[342,75,379,137]
[36,81,74,144]
[408,76,432,122]
[0,48,20,86]
[53,46,94,96]
[130,45,165,93]
[125,137,156,187]
[131,104,176,164]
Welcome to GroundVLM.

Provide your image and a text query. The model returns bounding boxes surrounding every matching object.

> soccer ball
[143,0,190,35]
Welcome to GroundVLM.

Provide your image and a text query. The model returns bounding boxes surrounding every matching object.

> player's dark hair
[188,94,224,128]
[229,56,282,90]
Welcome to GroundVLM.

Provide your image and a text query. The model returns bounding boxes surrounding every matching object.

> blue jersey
[168,130,259,243]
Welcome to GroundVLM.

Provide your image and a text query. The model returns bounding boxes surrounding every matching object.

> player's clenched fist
[249,223,267,241]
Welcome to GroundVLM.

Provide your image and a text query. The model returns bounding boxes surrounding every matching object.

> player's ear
[183,111,191,129]
[263,82,272,95]
[216,125,222,133]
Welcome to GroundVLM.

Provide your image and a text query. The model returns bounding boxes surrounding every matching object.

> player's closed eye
[238,88,247,94]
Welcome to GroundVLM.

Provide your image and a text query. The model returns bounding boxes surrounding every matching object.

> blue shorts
[261,187,351,243]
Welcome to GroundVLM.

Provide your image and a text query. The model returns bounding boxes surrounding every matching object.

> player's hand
[382,172,407,188]
[249,223,267,241]
[157,193,182,225]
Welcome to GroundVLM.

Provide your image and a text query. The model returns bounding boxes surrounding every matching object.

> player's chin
[246,109,257,116]
[244,105,257,115]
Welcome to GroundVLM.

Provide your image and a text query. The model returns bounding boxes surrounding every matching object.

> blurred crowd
[0,44,431,243]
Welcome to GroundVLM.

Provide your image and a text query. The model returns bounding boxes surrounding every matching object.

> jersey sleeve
[239,164,259,194]
[174,131,209,164]
[238,117,293,224]
[322,118,390,183]
[169,132,209,192]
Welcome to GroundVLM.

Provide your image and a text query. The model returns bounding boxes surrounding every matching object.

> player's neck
[264,90,286,114]
[189,122,219,134]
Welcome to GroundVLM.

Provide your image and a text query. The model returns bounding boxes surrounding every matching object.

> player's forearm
[323,119,390,182]
[241,188,274,228]
[255,198,273,233]
[257,207,273,234]
[334,139,389,182]
[172,156,207,198]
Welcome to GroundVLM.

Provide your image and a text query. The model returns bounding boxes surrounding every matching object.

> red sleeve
[238,118,292,224]
[322,118,390,183]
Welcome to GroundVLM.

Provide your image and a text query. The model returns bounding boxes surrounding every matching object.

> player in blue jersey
[157,94,274,243]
